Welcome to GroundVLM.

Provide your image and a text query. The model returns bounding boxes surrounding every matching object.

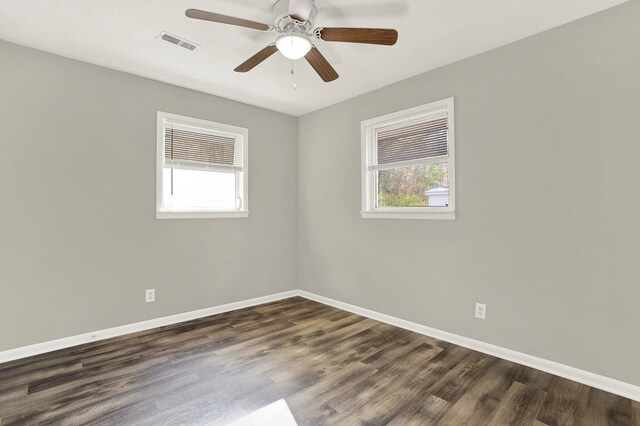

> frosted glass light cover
[276,34,312,60]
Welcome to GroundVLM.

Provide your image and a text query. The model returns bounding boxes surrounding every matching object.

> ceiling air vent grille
[159,32,199,51]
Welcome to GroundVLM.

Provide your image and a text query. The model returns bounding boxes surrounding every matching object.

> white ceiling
[0,0,628,116]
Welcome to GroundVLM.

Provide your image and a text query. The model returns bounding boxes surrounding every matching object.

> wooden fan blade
[234,45,278,73]
[304,46,339,82]
[185,9,271,31]
[318,27,398,45]
[289,0,314,21]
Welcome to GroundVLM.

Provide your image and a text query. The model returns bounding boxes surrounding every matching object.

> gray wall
[297,1,640,386]
[0,40,297,350]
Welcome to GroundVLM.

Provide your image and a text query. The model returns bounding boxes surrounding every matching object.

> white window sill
[361,210,455,220]
[156,210,249,219]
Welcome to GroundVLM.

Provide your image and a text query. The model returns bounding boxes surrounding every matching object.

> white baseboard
[1,288,638,402]
[296,290,640,402]
[0,290,298,365]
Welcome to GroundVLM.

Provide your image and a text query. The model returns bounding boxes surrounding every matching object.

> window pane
[162,168,237,210]
[377,163,450,208]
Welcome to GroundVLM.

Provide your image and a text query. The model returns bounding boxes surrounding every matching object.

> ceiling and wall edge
[0,0,630,116]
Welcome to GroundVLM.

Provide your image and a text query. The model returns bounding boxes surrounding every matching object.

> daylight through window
[156,112,248,219]
[361,98,455,220]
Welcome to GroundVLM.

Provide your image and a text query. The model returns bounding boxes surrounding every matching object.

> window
[361,97,455,220]
[156,112,248,219]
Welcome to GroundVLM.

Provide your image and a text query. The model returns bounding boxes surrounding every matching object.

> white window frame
[156,111,249,219]
[361,97,455,220]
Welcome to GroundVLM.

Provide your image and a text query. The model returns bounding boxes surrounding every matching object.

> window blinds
[376,116,448,165]
[164,126,242,170]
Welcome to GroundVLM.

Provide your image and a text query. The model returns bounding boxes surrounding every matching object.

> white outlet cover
[145,289,155,303]
[475,303,486,320]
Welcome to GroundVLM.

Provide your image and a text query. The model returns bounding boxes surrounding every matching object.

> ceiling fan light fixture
[184,4,398,82]
[276,33,312,60]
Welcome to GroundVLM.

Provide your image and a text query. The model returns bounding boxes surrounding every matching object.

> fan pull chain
[291,60,298,90]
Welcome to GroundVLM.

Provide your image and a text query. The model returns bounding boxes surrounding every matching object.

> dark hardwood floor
[0,297,638,425]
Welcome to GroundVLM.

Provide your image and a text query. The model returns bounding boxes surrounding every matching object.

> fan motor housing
[272,0,317,33]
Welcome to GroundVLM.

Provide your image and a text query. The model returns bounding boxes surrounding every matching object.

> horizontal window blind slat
[164,159,242,173]
[376,117,448,165]
[378,130,448,143]
[377,120,448,139]
[369,154,449,171]
[164,128,241,168]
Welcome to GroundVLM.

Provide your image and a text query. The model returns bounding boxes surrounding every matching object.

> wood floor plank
[2,371,199,424]
[582,387,634,425]
[632,400,640,425]
[0,385,27,407]
[8,356,171,415]
[345,360,449,425]
[429,343,474,369]
[428,350,499,404]
[0,359,84,392]
[387,394,451,425]
[268,340,379,385]
[537,376,591,425]
[212,317,332,358]
[326,344,448,422]
[154,366,276,423]
[0,297,636,425]
[293,403,339,425]
[286,359,380,417]
[514,364,556,392]
[486,381,547,425]
[438,359,522,424]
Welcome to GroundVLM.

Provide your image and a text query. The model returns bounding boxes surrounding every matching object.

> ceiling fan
[185,0,398,82]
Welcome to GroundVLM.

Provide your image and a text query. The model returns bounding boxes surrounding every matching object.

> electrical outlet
[145,289,155,303]
[475,302,486,320]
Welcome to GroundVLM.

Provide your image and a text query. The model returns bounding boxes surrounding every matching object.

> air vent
[159,32,199,51]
